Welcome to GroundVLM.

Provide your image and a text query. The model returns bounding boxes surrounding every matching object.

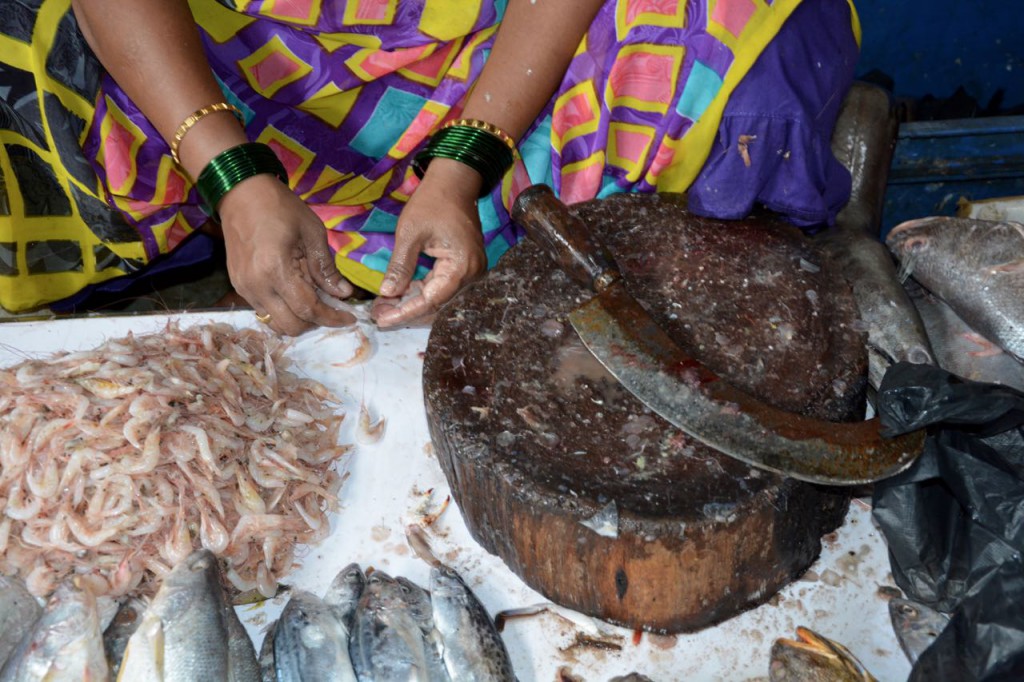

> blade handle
[511,184,621,291]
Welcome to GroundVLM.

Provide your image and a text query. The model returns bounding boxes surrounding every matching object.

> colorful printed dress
[0,0,859,312]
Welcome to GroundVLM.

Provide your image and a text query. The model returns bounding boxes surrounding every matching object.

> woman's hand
[218,174,356,335]
[372,159,488,328]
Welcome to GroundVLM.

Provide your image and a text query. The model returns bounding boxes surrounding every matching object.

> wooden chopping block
[423,193,866,633]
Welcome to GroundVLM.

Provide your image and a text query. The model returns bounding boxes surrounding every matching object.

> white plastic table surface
[0,309,912,682]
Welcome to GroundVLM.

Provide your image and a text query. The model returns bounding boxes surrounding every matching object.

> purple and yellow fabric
[0,0,859,312]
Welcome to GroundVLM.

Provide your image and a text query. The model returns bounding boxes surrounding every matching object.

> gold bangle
[441,118,519,159]
[170,103,244,167]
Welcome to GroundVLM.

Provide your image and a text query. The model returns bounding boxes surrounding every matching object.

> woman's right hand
[217,174,356,336]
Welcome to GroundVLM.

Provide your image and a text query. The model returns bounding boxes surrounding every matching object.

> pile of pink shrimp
[0,322,349,599]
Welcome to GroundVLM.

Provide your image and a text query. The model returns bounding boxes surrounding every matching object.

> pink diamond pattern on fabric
[608,51,676,106]
[354,0,392,22]
[648,138,677,178]
[249,51,302,91]
[625,0,682,25]
[357,44,433,79]
[613,128,650,165]
[103,118,135,191]
[268,0,316,21]
[552,91,597,141]
[393,108,443,156]
[711,0,757,37]
[561,161,603,205]
[266,139,304,177]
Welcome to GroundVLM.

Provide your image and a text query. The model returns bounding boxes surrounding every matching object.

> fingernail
[380,277,396,297]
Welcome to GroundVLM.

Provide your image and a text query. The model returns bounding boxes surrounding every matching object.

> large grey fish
[0,579,107,682]
[905,278,1024,391]
[0,576,42,670]
[103,597,148,680]
[323,562,365,633]
[272,590,356,682]
[429,565,515,682]
[815,82,934,389]
[351,571,449,682]
[117,549,259,682]
[887,216,1024,361]
[769,627,877,682]
[888,598,950,665]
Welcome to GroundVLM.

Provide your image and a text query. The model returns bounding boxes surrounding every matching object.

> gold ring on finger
[255,312,272,324]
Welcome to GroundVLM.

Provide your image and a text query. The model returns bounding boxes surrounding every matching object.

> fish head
[769,627,876,682]
[888,598,949,664]
[428,565,467,600]
[329,563,366,600]
[152,549,222,614]
[393,577,433,619]
[888,217,1024,282]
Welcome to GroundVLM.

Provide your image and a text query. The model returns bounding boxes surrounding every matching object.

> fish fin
[989,258,1024,275]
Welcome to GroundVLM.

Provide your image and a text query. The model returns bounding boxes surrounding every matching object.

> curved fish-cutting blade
[570,284,924,485]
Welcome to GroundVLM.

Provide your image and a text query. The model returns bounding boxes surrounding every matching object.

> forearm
[461,0,605,140]
[71,0,246,179]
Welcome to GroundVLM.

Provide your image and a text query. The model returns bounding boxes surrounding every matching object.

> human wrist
[417,157,485,203]
[412,119,518,197]
[195,143,289,220]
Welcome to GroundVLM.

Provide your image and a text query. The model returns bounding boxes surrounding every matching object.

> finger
[300,229,354,299]
[380,229,424,298]
[277,272,357,329]
[256,293,314,337]
[373,275,450,328]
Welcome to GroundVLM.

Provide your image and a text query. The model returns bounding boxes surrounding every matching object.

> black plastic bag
[873,362,1024,681]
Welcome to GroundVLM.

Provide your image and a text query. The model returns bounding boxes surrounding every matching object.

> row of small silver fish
[262,556,515,682]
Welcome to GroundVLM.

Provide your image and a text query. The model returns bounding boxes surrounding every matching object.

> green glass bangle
[412,125,515,198]
[195,142,289,220]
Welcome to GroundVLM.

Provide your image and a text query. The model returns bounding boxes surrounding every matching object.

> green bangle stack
[412,123,516,198]
[195,142,289,220]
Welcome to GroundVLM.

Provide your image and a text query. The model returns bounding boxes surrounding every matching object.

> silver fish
[351,571,449,682]
[103,597,147,680]
[906,279,1024,391]
[0,576,42,670]
[0,579,107,682]
[888,216,1024,361]
[769,626,877,682]
[273,590,356,682]
[889,598,950,664]
[430,565,515,682]
[817,82,935,389]
[117,549,259,682]
[323,562,365,632]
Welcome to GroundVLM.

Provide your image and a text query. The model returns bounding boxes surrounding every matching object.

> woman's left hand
[372,158,488,327]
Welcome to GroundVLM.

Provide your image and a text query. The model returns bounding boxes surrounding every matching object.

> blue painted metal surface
[881,115,1024,237]
[855,0,1024,110]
